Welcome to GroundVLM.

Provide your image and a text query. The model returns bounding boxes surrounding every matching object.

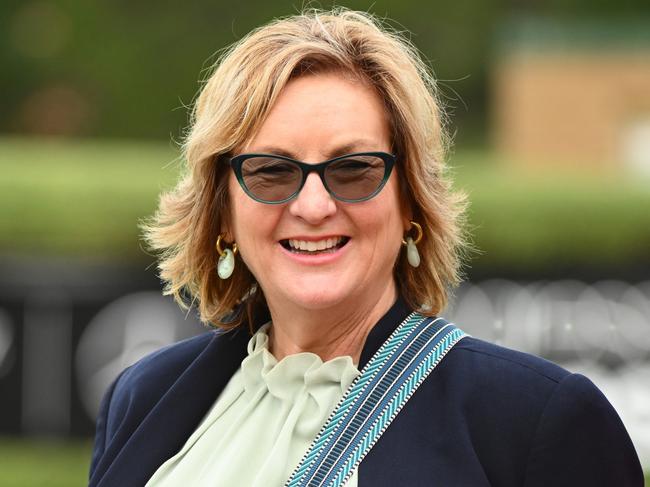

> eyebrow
[247,139,382,160]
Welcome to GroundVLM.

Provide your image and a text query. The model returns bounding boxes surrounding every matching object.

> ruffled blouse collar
[240,324,360,401]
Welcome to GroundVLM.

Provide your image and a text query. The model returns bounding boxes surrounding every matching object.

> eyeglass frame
[229,151,397,204]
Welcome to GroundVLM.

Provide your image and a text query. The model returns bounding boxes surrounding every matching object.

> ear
[220,227,235,244]
[219,209,235,243]
[400,197,414,233]
[395,167,414,233]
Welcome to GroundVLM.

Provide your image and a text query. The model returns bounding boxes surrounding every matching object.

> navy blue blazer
[89,298,644,486]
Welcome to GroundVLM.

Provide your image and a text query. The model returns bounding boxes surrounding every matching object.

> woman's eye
[249,162,295,176]
[261,165,292,174]
[335,160,373,171]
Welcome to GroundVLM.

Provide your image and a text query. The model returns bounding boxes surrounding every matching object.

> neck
[266,282,397,363]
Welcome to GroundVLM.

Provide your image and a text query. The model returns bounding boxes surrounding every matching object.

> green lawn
[0,136,179,258]
[451,151,650,271]
[0,437,92,487]
[1,136,650,272]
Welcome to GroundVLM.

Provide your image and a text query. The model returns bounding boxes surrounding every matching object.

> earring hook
[401,221,423,246]
[216,234,238,256]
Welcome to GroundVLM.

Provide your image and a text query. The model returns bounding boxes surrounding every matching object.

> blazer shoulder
[523,371,644,486]
[90,327,251,484]
[111,331,218,402]
[432,335,643,484]
[90,330,219,481]
[434,335,573,419]
[449,335,571,385]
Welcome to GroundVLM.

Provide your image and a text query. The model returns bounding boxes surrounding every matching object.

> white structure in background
[623,118,650,177]
[75,292,204,419]
[0,309,14,379]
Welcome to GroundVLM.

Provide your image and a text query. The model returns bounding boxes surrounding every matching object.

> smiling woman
[141,10,464,333]
[88,8,643,487]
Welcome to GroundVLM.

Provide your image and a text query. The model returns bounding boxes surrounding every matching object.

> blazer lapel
[94,328,250,487]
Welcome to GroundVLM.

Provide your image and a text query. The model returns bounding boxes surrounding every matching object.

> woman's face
[227,72,409,313]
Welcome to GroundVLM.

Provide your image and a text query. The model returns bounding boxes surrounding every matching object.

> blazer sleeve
[523,373,644,487]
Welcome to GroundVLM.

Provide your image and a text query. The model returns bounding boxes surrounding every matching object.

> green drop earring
[402,221,423,268]
[216,234,238,279]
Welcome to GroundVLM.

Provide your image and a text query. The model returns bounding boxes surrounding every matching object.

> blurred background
[1,0,649,485]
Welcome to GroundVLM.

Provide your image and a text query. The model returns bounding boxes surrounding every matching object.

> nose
[288,172,337,223]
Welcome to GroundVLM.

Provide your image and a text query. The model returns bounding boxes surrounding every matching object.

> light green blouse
[146,324,361,487]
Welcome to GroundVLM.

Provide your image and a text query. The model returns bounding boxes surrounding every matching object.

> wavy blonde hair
[143,8,468,330]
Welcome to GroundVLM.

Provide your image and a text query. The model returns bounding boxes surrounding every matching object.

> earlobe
[220,227,232,242]
[398,189,414,232]
[403,218,411,233]
[402,214,413,233]
[220,211,234,242]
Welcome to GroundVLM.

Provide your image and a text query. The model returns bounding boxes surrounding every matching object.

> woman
[88,9,643,487]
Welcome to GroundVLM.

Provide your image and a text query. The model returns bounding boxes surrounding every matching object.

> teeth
[288,237,343,252]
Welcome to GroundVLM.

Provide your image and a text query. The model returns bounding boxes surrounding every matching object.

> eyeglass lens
[240,154,386,202]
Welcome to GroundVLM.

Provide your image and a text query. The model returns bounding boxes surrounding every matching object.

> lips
[280,236,350,254]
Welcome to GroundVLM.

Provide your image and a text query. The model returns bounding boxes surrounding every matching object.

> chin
[281,284,350,311]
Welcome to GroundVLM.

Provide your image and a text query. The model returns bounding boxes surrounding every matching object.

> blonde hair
[143,8,468,330]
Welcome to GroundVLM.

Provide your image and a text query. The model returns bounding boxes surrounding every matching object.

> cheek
[224,174,240,236]
[352,194,405,258]
[228,176,256,236]
[379,191,408,258]
[228,188,282,262]
[227,182,255,249]
[375,181,407,236]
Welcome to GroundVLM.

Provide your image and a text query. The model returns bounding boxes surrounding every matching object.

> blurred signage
[0,259,204,437]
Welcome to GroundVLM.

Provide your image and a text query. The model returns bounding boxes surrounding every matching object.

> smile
[280,236,350,254]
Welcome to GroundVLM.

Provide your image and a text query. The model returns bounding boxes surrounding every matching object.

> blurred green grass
[451,151,650,272]
[0,136,180,259]
[1,137,650,273]
[0,437,92,487]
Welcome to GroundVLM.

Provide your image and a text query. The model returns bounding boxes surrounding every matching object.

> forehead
[241,71,391,159]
